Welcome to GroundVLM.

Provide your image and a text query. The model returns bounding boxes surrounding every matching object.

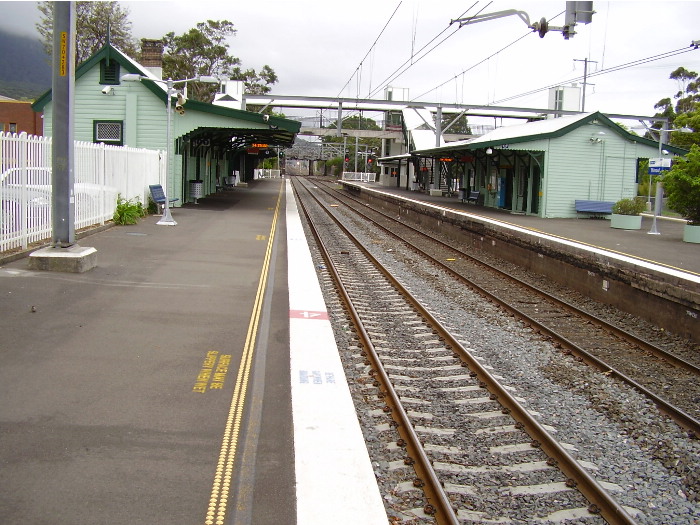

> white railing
[254,169,282,178]
[1,132,165,253]
[342,171,376,182]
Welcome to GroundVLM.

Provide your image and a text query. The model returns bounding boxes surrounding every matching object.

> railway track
[304,177,700,435]
[292,177,643,524]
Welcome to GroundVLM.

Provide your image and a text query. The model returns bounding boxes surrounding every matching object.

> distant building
[407,112,687,218]
[0,95,43,135]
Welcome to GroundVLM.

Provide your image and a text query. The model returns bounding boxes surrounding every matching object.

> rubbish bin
[458,188,467,201]
[189,180,203,203]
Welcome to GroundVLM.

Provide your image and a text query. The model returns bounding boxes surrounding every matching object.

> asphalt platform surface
[0,179,294,525]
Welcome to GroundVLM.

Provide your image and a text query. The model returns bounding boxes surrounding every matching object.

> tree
[440,113,471,135]
[651,67,700,148]
[162,20,278,103]
[322,114,382,172]
[36,1,137,64]
[671,102,700,149]
[663,144,700,224]
[231,65,278,95]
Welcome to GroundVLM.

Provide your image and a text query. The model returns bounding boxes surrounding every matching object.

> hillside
[0,28,52,100]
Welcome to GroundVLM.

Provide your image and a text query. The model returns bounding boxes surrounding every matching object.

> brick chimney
[141,39,164,79]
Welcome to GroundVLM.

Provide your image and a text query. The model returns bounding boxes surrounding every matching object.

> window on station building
[9,123,17,133]
[93,120,123,146]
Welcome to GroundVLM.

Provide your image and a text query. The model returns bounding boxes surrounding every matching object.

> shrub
[113,195,146,225]
[146,197,158,215]
[663,144,700,225]
[612,197,646,215]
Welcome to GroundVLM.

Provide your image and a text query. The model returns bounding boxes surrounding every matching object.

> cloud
[3,0,700,124]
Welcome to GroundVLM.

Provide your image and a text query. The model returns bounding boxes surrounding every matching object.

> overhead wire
[367,1,486,99]
[334,1,404,100]
[491,45,699,106]
[413,10,565,101]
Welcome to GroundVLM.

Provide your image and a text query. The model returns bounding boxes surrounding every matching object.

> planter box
[610,213,642,230]
[683,224,700,243]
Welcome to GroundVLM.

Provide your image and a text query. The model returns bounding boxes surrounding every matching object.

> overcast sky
[2,0,699,131]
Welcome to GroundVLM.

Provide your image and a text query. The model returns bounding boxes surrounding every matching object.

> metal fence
[1,132,165,253]
[341,171,376,182]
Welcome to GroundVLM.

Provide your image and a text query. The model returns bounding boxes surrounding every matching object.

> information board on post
[648,157,672,175]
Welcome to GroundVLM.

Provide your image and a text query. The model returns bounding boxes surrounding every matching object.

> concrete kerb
[0,223,115,267]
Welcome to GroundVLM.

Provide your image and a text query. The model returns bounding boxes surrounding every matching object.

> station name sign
[648,157,672,175]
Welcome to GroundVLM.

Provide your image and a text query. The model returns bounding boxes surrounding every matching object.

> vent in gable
[101,60,120,85]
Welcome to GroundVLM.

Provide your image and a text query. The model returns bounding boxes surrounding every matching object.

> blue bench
[149,184,179,214]
[575,199,613,217]
[461,190,481,204]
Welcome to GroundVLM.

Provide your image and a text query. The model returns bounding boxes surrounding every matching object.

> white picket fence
[1,132,165,253]
[342,171,376,182]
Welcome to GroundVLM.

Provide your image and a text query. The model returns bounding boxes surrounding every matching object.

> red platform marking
[289,309,329,320]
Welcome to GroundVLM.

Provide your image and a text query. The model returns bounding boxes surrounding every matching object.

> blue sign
[649,157,672,176]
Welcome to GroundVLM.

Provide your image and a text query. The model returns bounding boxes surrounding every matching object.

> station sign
[648,157,672,175]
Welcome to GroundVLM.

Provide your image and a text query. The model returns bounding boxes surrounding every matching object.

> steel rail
[292,179,459,524]
[320,179,700,375]
[312,179,700,436]
[293,177,640,525]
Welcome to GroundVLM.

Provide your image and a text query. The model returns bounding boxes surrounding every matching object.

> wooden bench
[149,184,179,214]
[574,199,613,217]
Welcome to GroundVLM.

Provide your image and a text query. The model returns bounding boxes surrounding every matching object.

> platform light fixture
[120,74,219,225]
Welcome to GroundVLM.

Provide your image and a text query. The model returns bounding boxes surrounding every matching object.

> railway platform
[342,181,700,277]
[339,179,699,342]
[0,178,387,525]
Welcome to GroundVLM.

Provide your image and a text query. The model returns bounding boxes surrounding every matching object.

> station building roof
[415,111,687,157]
[32,43,300,149]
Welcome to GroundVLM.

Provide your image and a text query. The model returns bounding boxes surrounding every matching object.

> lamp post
[120,73,218,225]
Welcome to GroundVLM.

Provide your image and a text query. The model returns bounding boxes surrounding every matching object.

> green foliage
[322,115,382,164]
[325,157,344,176]
[147,197,159,215]
[651,67,700,149]
[441,113,471,135]
[36,1,137,64]
[113,195,146,225]
[663,144,700,224]
[612,197,646,215]
[162,20,277,102]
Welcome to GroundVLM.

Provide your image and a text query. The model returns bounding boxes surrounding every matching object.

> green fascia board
[31,43,301,134]
[168,92,301,133]
[416,111,687,157]
[32,43,144,112]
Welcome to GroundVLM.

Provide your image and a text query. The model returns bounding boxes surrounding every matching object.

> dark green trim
[33,43,144,112]
[417,111,687,157]
[93,120,124,146]
[99,59,121,85]
[33,43,301,136]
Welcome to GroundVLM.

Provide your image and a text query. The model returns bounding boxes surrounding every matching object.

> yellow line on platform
[205,181,284,525]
